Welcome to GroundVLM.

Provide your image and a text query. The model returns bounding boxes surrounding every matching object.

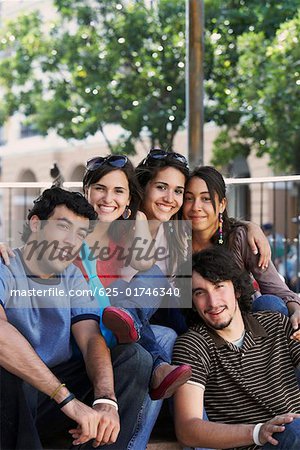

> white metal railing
[0,174,300,188]
[0,175,300,292]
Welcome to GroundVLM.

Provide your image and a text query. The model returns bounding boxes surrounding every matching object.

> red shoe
[149,364,192,400]
[102,307,139,344]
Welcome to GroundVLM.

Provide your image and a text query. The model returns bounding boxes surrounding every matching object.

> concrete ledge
[147,442,181,450]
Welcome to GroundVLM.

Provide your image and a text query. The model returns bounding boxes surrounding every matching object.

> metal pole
[186,0,204,169]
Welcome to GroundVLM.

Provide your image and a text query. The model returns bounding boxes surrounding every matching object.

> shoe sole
[102,308,139,344]
[150,366,192,400]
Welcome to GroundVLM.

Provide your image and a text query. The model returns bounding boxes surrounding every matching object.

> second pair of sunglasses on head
[142,148,189,169]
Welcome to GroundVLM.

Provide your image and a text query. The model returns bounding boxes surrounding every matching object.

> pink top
[74,240,123,288]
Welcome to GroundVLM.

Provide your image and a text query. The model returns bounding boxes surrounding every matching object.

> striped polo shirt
[173,311,300,450]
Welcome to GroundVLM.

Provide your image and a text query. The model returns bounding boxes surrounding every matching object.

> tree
[0,0,186,153]
[1,0,300,168]
[206,1,300,173]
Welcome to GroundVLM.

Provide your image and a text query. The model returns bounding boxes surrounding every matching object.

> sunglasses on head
[86,155,128,171]
[143,148,189,168]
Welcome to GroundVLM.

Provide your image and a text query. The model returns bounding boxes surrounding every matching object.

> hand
[69,403,120,447]
[62,398,100,445]
[288,303,300,340]
[136,210,147,221]
[246,223,271,269]
[0,243,15,266]
[259,413,300,446]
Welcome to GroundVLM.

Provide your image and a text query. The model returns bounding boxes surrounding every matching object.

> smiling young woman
[183,165,300,337]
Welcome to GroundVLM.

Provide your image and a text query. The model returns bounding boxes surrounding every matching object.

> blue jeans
[262,418,300,449]
[128,325,178,450]
[0,345,152,450]
[252,294,289,316]
[111,265,180,369]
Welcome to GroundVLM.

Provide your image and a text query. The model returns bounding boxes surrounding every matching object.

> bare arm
[174,383,300,449]
[72,320,115,399]
[242,221,271,269]
[71,319,120,446]
[174,383,254,448]
[0,306,65,395]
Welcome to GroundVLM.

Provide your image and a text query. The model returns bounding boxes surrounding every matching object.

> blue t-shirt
[0,249,100,367]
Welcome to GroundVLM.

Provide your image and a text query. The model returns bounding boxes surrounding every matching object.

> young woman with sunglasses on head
[79,155,155,285]
[182,166,300,337]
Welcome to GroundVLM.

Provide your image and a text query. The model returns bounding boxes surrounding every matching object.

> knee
[252,295,288,315]
[124,343,153,379]
[161,328,178,354]
[164,327,178,342]
[281,418,300,445]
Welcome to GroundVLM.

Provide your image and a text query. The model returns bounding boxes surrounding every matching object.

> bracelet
[92,398,118,411]
[253,423,263,446]
[286,300,300,306]
[50,383,66,400]
[58,393,75,409]
[93,396,118,405]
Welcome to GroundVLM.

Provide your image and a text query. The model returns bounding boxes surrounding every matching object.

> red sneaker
[150,364,192,400]
[102,307,139,344]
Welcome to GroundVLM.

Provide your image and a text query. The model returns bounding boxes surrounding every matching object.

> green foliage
[0,0,186,152]
[207,0,300,173]
[1,0,300,170]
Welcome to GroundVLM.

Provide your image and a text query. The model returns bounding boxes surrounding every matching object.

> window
[20,123,40,138]
[0,126,6,146]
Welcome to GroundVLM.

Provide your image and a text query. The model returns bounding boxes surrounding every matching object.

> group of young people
[1,148,300,450]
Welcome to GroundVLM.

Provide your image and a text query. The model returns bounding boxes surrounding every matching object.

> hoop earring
[122,206,131,220]
[218,212,223,244]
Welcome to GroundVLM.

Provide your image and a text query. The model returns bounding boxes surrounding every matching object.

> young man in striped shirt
[173,247,300,450]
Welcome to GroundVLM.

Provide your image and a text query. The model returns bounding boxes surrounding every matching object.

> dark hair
[83,155,143,241]
[187,166,242,246]
[136,150,190,275]
[136,151,190,198]
[21,187,98,242]
[186,247,254,326]
[83,155,142,220]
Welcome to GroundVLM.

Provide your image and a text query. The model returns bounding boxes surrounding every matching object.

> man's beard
[206,301,237,330]
[209,315,234,330]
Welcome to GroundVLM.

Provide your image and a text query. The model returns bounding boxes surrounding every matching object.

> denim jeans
[262,418,300,449]
[0,344,152,450]
[111,265,180,369]
[127,325,178,450]
[252,294,289,316]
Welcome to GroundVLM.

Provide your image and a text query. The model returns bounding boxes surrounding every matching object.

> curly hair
[21,187,98,242]
[185,246,254,326]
